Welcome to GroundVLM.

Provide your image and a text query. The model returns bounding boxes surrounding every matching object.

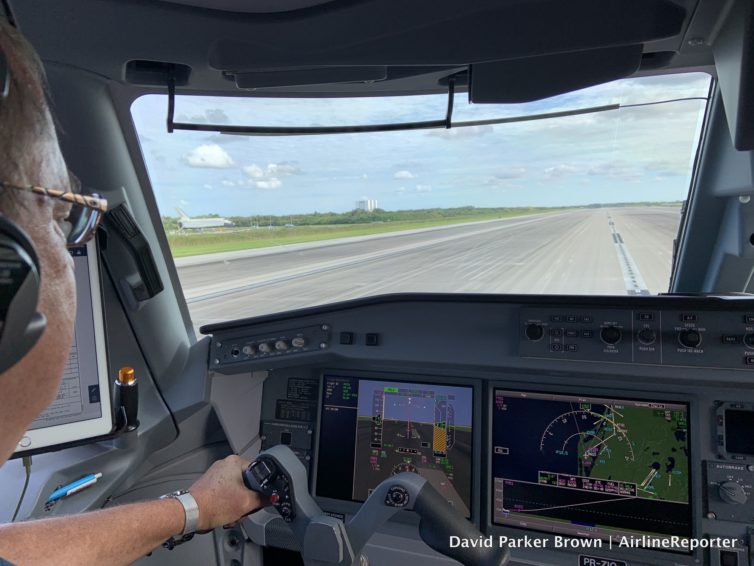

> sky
[130,73,711,218]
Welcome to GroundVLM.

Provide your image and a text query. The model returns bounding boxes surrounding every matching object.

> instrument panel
[203,294,754,566]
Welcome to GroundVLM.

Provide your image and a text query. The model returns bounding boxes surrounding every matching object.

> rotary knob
[637,328,656,345]
[291,337,306,348]
[525,323,544,341]
[744,333,754,349]
[719,481,748,505]
[258,342,272,353]
[678,329,702,349]
[600,326,622,345]
[275,340,289,351]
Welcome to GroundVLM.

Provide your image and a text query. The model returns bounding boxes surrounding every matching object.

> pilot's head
[0,21,78,461]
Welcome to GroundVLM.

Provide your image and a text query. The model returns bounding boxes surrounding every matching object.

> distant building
[357,198,378,212]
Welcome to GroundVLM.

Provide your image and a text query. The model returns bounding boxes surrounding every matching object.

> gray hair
[0,19,50,211]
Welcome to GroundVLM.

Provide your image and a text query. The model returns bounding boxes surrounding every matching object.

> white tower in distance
[356,197,377,212]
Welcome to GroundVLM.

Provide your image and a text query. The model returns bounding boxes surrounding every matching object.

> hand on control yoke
[189,454,270,532]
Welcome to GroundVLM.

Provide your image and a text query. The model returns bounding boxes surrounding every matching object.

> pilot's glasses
[0,180,108,248]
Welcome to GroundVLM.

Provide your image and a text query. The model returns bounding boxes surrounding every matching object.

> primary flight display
[317,375,473,516]
[491,389,691,547]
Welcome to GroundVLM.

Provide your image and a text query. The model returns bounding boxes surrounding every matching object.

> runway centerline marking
[608,215,650,295]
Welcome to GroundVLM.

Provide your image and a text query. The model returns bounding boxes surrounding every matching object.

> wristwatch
[159,489,200,549]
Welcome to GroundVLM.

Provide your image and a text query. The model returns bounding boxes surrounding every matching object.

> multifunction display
[317,375,473,516]
[492,390,691,547]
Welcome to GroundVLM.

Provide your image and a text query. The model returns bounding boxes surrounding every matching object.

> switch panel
[520,308,754,370]
[705,461,754,523]
[211,324,330,369]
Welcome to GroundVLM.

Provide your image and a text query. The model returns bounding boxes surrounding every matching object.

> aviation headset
[0,46,47,374]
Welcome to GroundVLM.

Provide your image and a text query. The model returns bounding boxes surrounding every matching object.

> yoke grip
[413,482,509,566]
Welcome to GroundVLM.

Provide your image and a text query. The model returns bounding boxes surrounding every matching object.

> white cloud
[243,164,265,178]
[394,170,415,179]
[254,178,282,190]
[267,162,301,176]
[587,160,641,180]
[182,144,236,168]
[544,164,580,178]
[203,184,213,190]
[416,184,432,193]
[221,180,236,187]
[427,124,494,139]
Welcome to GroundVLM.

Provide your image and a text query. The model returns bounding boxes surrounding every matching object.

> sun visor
[232,67,388,89]
[208,0,685,72]
[469,45,643,104]
[712,0,754,151]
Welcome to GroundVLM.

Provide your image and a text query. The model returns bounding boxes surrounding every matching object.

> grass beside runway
[167,209,557,257]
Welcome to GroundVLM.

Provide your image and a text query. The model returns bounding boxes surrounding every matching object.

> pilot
[0,22,267,565]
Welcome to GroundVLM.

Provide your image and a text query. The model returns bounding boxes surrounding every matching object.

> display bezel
[486,379,700,565]
[312,370,482,525]
[715,401,754,461]
[12,239,115,457]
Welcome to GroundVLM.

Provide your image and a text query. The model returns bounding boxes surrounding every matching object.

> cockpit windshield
[131,72,711,329]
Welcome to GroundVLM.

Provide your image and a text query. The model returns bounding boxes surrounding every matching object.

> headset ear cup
[0,216,46,373]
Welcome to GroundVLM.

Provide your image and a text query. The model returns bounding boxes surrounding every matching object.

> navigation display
[317,375,473,516]
[491,390,691,546]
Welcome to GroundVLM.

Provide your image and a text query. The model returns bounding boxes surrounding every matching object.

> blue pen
[46,473,102,503]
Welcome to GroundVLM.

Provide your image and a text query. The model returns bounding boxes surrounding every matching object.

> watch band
[160,489,200,549]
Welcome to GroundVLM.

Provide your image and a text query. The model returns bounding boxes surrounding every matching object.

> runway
[175,207,681,330]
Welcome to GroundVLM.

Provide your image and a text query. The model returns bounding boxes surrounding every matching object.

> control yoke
[243,445,509,566]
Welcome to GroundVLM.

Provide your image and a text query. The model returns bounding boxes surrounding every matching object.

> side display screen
[491,390,692,548]
[317,375,473,517]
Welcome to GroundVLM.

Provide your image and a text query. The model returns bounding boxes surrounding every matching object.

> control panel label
[287,378,318,401]
[276,399,317,422]
[578,555,627,566]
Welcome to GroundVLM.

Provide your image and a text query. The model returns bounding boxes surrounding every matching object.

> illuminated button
[291,337,306,348]
[270,493,280,504]
[275,340,289,351]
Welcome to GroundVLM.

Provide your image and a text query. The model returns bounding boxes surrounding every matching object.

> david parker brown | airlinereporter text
[449,535,739,551]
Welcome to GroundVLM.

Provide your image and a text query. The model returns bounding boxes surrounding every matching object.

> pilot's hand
[189,454,269,532]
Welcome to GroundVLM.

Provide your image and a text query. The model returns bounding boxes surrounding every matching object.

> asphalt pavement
[175,207,681,330]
